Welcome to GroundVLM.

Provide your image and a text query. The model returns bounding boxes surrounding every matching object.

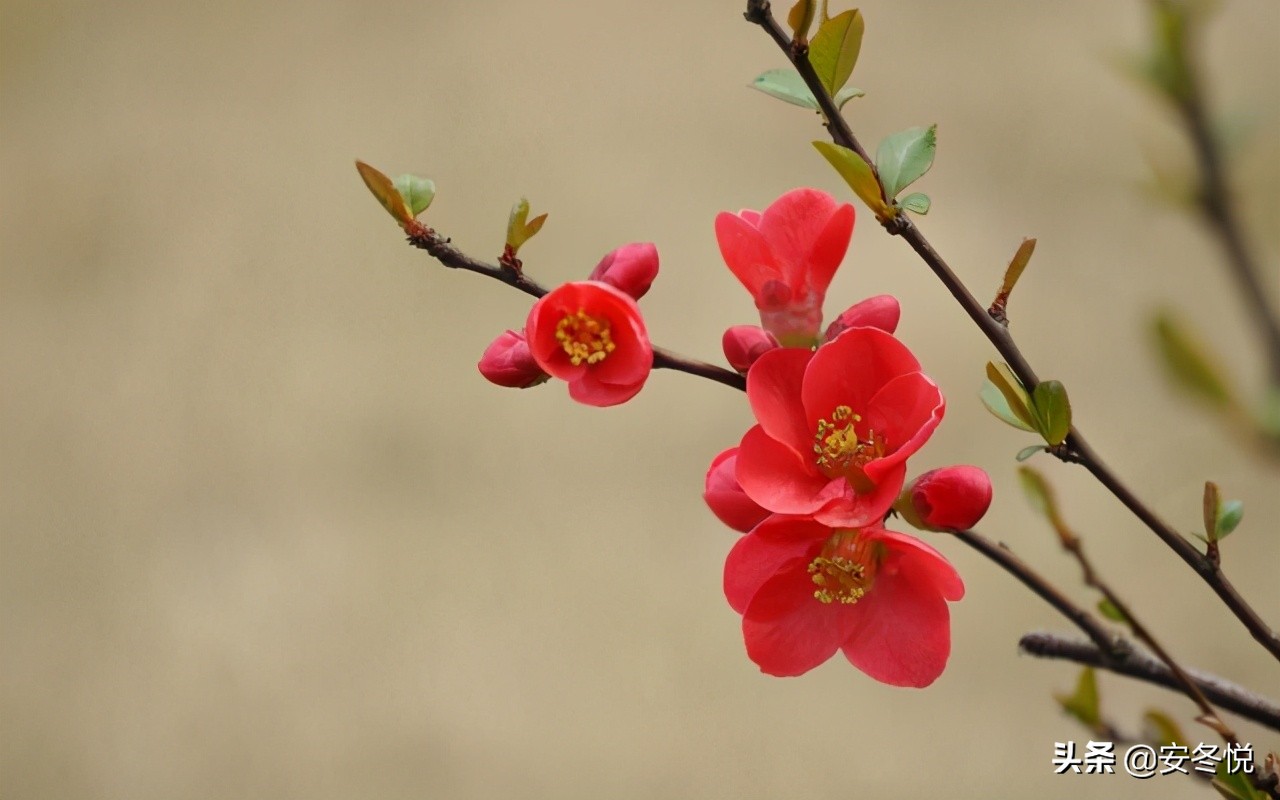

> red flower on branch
[587,242,659,301]
[525,281,653,407]
[724,515,963,686]
[733,326,944,527]
[715,188,855,346]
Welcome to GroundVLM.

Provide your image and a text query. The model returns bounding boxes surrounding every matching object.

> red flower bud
[721,325,779,374]
[897,466,993,532]
[703,447,771,533]
[587,242,659,300]
[823,294,901,342]
[477,329,549,388]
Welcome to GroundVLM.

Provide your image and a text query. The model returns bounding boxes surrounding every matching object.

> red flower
[734,326,944,527]
[587,242,659,300]
[703,447,772,533]
[526,281,652,407]
[724,515,964,686]
[477,329,549,388]
[897,466,993,532]
[715,188,855,346]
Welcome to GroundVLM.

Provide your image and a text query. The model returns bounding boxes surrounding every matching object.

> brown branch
[744,0,1280,665]
[1021,633,1280,734]
[403,221,746,391]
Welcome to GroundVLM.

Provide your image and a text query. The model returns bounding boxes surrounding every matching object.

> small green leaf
[1213,756,1268,800]
[812,140,893,220]
[393,174,436,218]
[506,197,546,254]
[875,125,937,200]
[1202,481,1222,543]
[981,379,1037,432]
[1031,380,1072,446]
[833,85,865,109]
[787,0,816,40]
[1216,499,1243,540]
[1097,598,1128,623]
[899,192,931,214]
[1018,465,1073,545]
[355,160,412,226]
[1142,709,1186,748]
[751,69,819,110]
[1152,310,1235,408]
[1015,445,1045,462]
[1055,667,1101,730]
[985,362,1036,429]
[808,8,863,95]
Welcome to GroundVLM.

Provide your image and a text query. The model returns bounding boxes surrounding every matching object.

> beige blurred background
[3,1,1279,798]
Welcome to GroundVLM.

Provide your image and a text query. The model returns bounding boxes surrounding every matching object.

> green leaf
[812,140,893,220]
[981,379,1037,432]
[787,0,817,40]
[751,69,819,110]
[1018,465,1073,545]
[1055,667,1101,730]
[875,125,937,200]
[393,173,436,218]
[1213,757,1268,800]
[833,85,865,109]
[355,160,412,226]
[1097,598,1128,623]
[1031,380,1072,446]
[1216,499,1243,540]
[808,8,864,95]
[1151,309,1234,408]
[985,362,1036,429]
[1015,445,1044,462]
[506,197,546,254]
[1142,709,1186,748]
[899,192,931,214]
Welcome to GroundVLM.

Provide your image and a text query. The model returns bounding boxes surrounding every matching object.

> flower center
[555,309,616,366]
[812,405,885,478]
[808,530,880,605]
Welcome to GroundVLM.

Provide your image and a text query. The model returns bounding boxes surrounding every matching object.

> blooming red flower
[724,515,963,686]
[715,188,855,346]
[734,326,944,527]
[897,466,993,532]
[526,281,652,407]
[703,447,771,533]
[587,242,659,301]
[477,329,549,388]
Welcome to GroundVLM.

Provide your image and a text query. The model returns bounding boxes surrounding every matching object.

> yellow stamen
[808,530,881,605]
[812,404,885,477]
[555,308,616,366]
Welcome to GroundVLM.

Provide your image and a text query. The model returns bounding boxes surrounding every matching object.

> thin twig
[403,221,746,391]
[743,0,1280,664]
[1021,633,1280,734]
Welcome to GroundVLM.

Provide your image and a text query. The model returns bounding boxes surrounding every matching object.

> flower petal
[860,372,944,483]
[756,188,852,298]
[746,346,813,455]
[704,448,772,533]
[743,559,860,677]
[840,566,952,687]
[736,425,830,515]
[723,515,828,612]
[802,328,922,431]
[872,527,965,601]
[715,211,777,298]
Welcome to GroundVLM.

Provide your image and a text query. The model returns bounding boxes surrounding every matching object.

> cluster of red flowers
[478,188,992,688]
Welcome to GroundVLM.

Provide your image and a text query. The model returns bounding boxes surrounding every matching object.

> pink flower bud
[703,447,771,533]
[477,329,549,389]
[823,294,901,342]
[897,466,993,532]
[587,242,659,300]
[722,325,780,374]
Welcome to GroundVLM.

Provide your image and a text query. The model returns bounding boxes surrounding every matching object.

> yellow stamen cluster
[813,404,885,475]
[555,308,616,366]
[808,556,867,604]
[808,530,881,605]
